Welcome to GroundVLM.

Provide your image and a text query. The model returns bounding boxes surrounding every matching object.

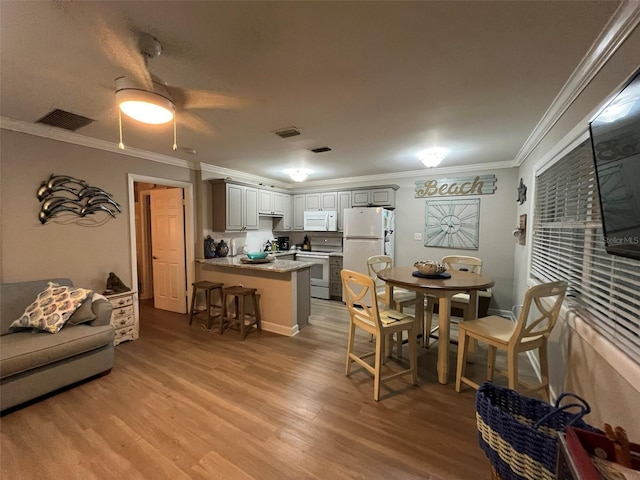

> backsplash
[204,221,344,256]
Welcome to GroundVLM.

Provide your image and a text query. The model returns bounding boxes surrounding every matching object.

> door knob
[152,256,158,260]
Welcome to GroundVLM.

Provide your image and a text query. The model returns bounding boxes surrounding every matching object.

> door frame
[128,174,195,312]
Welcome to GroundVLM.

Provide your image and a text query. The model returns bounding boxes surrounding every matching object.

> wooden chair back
[341,269,381,334]
[511,281,567,346]
[441,255,483,274]
[366,255,392,290]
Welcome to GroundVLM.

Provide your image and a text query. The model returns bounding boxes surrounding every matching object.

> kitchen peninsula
[197,256,313,336]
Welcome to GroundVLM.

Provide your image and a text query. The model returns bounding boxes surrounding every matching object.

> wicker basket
[475,383,599,480]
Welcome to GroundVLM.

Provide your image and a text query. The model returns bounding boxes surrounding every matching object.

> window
[531,139,640,364]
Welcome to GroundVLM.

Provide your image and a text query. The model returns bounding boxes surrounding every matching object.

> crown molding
[514,0,640,167]
[0,116,195,170]
[199,162,292,189]
[1,116,514,189]
[291,159,517,190]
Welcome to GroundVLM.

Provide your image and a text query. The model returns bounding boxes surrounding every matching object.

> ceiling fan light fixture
[117,91,175,124]
[115,76,175,125]
[418,148,448,168]
[115,76,178,150]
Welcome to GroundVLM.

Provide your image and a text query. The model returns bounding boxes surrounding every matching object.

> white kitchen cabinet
[351,187,396,208]
[351,190,370,207]
[305,192,337,211]
[273,192,286,215]
[259,189,273,215]
[274,194,292,231]
[259,189,286,216]
[293,194,305,230]
[337,191,351,231]
[212,182,259,232]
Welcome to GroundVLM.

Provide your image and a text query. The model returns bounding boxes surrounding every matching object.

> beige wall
[514,25,640,435]
[0,129,196,292]
[352,169,518,314]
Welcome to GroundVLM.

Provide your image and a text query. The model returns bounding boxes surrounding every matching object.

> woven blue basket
[475,383,600,480]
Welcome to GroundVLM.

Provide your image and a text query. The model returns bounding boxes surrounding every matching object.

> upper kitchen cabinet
[305,192,338,211]
[211,181,259,232]
[351,187,397,208]
[337,191,351,231]
[293,194,305,230]
[273,194,293,231]
[259,189,287,216]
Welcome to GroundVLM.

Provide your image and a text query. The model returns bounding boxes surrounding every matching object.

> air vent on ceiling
[274,127,301,138]
[36,109,95,132]
[310,146,332,153]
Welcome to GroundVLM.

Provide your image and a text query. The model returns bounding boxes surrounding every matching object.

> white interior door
[150,188,187,313]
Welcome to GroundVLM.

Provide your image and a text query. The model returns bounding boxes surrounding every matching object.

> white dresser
[105,291,138,346]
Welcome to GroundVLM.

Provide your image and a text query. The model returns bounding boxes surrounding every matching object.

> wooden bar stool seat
[220,286,262,340]
[189,281,224,329]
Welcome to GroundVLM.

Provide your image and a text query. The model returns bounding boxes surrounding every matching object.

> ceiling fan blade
[95,16,152,90]
[169,86,250,110]
[177,111,215,136]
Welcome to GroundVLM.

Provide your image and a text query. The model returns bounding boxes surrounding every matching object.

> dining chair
[424,255,492,347]
[341,269,418,401]
[367,255,419,356]
[455,280,567,401]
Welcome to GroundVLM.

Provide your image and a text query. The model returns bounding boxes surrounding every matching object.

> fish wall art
[37,174,121,225]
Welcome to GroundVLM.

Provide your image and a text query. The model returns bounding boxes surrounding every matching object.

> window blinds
[531,140,640,364]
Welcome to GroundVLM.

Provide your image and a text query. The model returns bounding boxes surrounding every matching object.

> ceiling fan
[96,18,249,144]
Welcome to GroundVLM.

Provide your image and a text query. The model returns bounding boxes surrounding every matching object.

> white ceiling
[0,1,623,185]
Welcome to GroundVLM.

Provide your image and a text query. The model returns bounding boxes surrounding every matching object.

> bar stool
[220,286,262,340]
[189,280,224,329]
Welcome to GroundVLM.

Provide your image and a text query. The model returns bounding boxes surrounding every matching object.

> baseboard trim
[262,321,299,337]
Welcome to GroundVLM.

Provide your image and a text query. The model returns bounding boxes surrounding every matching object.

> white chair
[424,255,492,347]
[341,269,419,401]
[367,255,419,356]
[455,280,567,401]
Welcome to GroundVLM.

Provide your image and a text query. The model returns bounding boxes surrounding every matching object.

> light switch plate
[414,232,422,240]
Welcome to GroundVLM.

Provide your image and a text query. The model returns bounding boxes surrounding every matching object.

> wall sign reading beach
[37,174,121,226]
[415,174,497,197]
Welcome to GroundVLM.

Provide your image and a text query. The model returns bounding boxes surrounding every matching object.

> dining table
[377,266,495,385]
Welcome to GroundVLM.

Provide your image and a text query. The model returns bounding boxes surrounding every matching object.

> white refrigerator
[342,207,395,277]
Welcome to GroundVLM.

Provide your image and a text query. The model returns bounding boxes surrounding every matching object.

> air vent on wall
[273,127,301,138]
[36,109,95,132]
[310,146,332,153]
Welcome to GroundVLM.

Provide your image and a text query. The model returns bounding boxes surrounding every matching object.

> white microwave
[303,210,338,231]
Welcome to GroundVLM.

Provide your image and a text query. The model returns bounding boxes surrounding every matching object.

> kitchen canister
[216,239,229,257]
[204,236,217,259]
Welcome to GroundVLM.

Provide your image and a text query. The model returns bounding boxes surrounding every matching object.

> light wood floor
[0,299,532,479]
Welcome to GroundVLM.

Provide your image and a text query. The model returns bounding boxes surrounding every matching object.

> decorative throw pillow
[10,282,92,333]
[67,291,96,325]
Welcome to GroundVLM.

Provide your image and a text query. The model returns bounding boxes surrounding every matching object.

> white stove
[296,237,342,299]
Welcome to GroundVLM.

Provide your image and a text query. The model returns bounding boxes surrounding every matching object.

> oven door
[296,253,330,288]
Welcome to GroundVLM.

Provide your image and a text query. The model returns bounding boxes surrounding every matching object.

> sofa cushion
[10,282,91,334]
[0,324,114,379]
[67,292,96,325]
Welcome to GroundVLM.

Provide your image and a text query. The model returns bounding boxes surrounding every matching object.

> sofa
[0,278,115,412]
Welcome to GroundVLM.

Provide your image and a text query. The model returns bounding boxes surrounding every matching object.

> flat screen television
[589,67,640,260]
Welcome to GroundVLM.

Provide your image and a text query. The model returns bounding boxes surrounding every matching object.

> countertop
[197,256,314,273]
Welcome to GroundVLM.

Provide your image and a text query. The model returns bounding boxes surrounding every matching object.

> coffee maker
[277,236,290,251]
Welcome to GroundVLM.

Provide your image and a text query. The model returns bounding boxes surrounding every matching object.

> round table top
[377,266,494,292]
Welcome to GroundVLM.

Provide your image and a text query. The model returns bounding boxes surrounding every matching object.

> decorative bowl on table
[246,252,269,260]
[413,260,446,275]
